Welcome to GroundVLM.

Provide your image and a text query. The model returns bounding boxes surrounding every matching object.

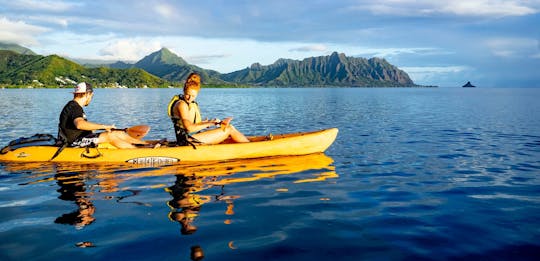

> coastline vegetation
[1,44,428,89]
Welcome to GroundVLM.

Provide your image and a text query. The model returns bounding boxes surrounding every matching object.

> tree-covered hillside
[0,50,172,88]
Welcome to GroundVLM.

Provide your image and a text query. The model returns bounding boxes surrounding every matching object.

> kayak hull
[0,128,338,163]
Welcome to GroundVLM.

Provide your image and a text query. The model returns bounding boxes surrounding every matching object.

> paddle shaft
[102,125,150,139]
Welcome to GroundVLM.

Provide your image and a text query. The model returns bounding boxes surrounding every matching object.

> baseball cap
[73,82,93,93]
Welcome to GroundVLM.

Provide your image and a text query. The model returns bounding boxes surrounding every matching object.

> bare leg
[192,128,231,145]
[228,125,250,143]
[192,125,249,145]
[98,131,145,149]
[113,131,148,145]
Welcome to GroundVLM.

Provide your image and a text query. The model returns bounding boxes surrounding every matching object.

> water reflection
[3,162,137,231]
[166,175,212,235]
[54,169,96,229]
[165,174,211,260]
[158,153,337,260]
[2,153,337,260]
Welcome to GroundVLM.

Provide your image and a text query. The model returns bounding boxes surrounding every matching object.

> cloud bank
[0,17,49,46]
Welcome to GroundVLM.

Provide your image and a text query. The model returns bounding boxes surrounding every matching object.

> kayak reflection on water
[2,153,337,260]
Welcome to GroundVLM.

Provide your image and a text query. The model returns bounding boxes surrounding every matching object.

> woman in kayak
[168,72,250,146]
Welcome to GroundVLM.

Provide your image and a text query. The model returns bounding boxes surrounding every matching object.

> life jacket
[167,94,202,147]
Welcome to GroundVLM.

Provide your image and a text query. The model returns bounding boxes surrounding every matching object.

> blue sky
[1,0,539,87]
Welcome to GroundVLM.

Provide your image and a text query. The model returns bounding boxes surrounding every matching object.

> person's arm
[74,117,115,131]
[178,102,217,133]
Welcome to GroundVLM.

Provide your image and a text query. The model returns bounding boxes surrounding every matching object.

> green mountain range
[0,43,419,88]
[0,50,170,88]
[222,52,415,87]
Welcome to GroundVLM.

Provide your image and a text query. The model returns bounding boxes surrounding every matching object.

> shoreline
[0,85,437,89]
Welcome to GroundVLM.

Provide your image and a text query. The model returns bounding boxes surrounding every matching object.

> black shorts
[71,133,100,147]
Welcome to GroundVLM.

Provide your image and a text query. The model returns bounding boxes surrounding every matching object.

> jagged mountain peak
[327,51,348,64]
[221,51,416,87]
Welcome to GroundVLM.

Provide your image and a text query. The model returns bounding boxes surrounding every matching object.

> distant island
[0,42,428,88]
[462,81,476,88]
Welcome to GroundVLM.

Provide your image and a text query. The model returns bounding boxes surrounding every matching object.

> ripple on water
[438,153,473,159]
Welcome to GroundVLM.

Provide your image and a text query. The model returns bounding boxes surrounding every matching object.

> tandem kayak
[0,128,338,164]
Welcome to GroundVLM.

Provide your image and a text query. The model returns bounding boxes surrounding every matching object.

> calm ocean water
[0,87,539,260]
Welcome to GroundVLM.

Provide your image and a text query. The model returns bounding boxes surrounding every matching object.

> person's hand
[221,117,233,125]
[103,124,115,132]
[219,117,233,131]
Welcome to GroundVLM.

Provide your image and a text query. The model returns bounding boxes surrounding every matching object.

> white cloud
[154,3,176,19]
[442,0,537,17]
[289,44,328,52]
[3,0,77,12]
[98,39,163,61]
[350,0,538,17]
[401,65,471,85]
[486,37,539,58]
[187,54,230,65]
[0,17,49,46]
[26,15,69,27]
[402,66,470,74]
[353,47,442,58]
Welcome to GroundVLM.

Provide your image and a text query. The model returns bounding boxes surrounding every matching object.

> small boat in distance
[462,81,476,88]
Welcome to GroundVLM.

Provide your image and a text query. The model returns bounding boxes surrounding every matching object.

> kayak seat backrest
[1,134,61,154]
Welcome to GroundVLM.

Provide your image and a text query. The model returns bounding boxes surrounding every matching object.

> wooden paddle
[112,125,150,139]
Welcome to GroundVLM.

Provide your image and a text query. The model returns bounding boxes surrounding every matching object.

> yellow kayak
[0,128,338,163]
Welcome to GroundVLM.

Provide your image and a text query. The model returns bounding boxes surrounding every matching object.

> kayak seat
[1,134,61,154]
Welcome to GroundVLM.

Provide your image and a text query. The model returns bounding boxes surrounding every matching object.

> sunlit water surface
[1,88,539,260]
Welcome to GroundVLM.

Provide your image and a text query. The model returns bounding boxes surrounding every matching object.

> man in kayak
[58,82,146,149]
[168,72,250,145]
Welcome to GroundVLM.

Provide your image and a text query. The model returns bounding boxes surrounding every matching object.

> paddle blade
[125,125,150,139]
